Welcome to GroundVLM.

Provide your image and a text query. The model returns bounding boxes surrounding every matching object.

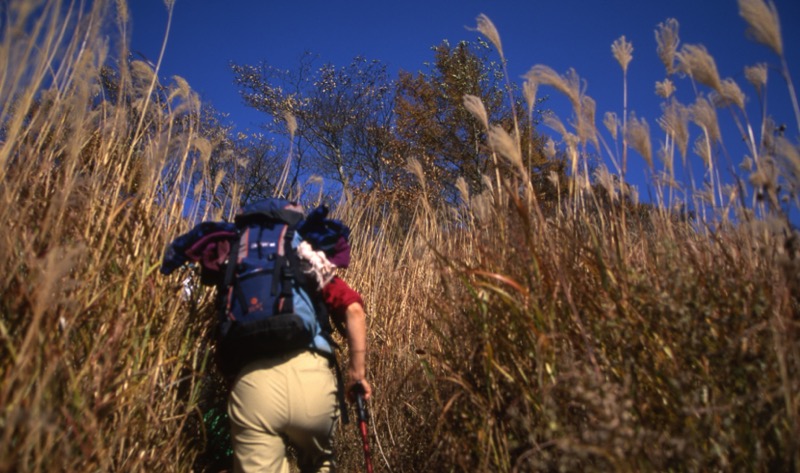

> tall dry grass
[2,0,799,472]
[0,0,238,470]
[340,2,799,472]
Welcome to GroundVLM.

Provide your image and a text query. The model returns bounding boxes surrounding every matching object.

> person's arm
[344,301,372,401]
[322,276,372,401]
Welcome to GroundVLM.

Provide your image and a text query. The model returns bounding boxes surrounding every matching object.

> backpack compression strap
[272,226,296,314]
[221,234,240,317]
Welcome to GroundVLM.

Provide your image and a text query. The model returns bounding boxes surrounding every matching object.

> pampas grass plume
[523,79,538,119]
[693,133,712,168]
[604,111,619,140]
[456,176,470,205]
[547,170,560,187]
[745,63,768,92]
[594,165,618,202]
[626,115,653,169]
[612,36,633,72]
[676,44,723,92]
[775,136,800,188]
[658,100,690,160]
[738,0,783,56]
[655,18,680,75]
[525,65,581,111]
[115,0,129,26]
[544,138,557,160]
[655,79,676,99]
[488,125,524,175]
[715,78,746,109]
[193,136,213,165]
[577,95,599,150]
[690,96,721,145]
[284,111,297,138]
[406,156,427,192]
[473,14,504,60]
[543,113,568,139]
[463,94,489,130]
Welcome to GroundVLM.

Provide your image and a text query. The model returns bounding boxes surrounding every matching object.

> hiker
[227,274,372,473]
[161,199,371,473]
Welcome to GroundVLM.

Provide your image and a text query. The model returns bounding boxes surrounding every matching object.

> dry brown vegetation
[1,0,798,472]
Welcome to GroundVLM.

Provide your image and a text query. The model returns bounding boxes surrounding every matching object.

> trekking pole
[352,382,374,473]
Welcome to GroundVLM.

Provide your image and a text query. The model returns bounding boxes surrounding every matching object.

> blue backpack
[159,198,350,421]
[215,198,333,376]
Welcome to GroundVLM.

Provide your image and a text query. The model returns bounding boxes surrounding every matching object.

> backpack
[215,198,333,376]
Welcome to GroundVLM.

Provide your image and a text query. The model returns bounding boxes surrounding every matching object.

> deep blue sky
[127,0,800,200]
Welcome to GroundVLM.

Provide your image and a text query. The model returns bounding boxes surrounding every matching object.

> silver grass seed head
[693,133,712,168]
[744,63,768,92]
[406,157,427,191]
[564,133,580,175]
[656,171,680,190]
[655,18,680,75]
[473,14,504,60]
[612,36,634,72]
[658,101,690,160]
[473,191,492,222]
[115,0,129,25]
[594,165,618,202]
[695,184,716,205]
[284,111,297,138]
[544,139,557,160]
[481,174,495,195]
[741,156,755,172]
[576,95,599,150]
[168,75,200,115]
[655,79,676,99]
[456,176,470,205]
[131,60,156,88]
[738,0,783,56]
[762,117,778,150]
[629,186,640,205]
[463,94,489,130]
[525,65,582,111]
[603,111,619,140]
[690,96,721,145]
[748,156,777,189]
[543,113,568,139]
[626,115,653,169]
[775,137,800,190]
[657,143,675,175]
[523,80,538,118]
[676,44,723,92]
[488,125,524,174]
[712,78,746,110]
[547,171,560,187]
[192,136,214,164]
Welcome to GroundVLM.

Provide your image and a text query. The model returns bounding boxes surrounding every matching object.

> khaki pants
[228,350,339,473]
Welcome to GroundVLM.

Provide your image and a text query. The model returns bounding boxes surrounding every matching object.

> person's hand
[347,378,372,403]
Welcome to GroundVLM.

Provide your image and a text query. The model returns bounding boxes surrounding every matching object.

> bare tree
[232,54,397,194]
